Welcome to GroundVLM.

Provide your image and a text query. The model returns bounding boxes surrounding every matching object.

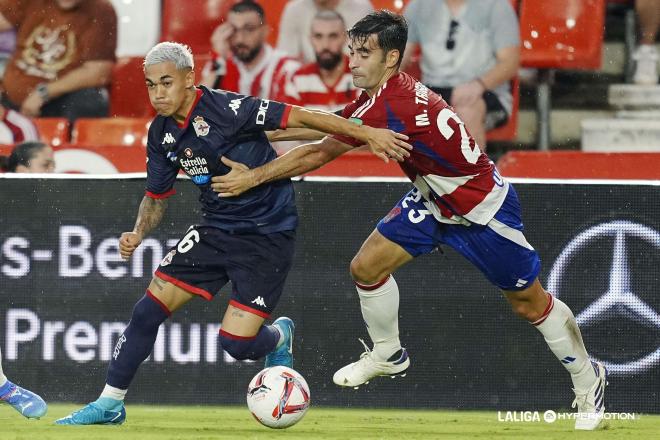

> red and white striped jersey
[277,56,359,112]
[0,108,39,145]
[334,72,508,226]
[209,45,300,99]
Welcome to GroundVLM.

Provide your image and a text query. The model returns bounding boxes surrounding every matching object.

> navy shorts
[377,185,541,291]
[155,225,296,318]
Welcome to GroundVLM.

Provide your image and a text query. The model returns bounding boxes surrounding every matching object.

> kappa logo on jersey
[229,98,242,115]
[251,296,267,307]
[255,99,270,125]
[179,148,211,185]
[192,115,210,137]
[162,132,175,144]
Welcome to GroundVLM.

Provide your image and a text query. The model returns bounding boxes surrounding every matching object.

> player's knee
[508,296,548,322]
[349,256,380,285]
[509,301,540,321]
[131,294,171,327]
[455,100,486,127]
[219,334,255,360]
[507,283,550,322]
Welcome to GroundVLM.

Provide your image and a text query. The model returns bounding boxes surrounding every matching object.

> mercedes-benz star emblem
[547,220,660,376]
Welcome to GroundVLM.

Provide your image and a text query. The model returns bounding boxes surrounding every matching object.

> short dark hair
[348,10,408,66]
[0,141,48,172]
[230,0,266,23]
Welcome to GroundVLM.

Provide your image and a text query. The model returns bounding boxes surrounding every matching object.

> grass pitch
[1,404,657,440]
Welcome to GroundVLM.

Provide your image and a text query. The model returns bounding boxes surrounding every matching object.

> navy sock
[106,291,170,389]
[219,325,279,360]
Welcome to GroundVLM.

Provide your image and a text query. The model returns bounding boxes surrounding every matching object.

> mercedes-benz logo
[547,220,660,376]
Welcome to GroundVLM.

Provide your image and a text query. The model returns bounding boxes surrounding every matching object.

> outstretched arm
[211,136,352,197]
[285,106,412,163]
[119,196,168,260]
[266,128,326,142]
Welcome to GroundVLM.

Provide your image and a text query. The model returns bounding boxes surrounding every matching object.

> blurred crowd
[0,0,659,172]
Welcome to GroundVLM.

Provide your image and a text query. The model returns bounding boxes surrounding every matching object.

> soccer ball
[246,366,311,429]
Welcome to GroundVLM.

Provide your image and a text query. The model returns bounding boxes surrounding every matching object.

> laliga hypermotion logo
[547,220,660,376]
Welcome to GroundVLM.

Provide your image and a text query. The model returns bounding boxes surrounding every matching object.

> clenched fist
[119,231,143,260]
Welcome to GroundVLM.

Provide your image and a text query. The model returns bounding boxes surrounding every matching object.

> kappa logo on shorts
[160,249,176,267]
[251,296,267,308]
[383,206,402,223]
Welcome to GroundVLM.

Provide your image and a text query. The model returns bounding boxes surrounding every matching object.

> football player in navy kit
[55,41,410,425]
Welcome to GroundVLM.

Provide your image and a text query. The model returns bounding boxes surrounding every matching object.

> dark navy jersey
[145,86,298,234]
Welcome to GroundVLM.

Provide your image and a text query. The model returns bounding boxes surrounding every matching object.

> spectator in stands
[278,10,359,112]
[0,140,54,173]
[632,0,660,85]
[201,0,300,99]
[277,0,373,63]
[0,0,117,121]
[0,103,38,144]
[402,0,520,151]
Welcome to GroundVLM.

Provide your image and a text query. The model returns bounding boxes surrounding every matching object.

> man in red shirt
[212,11,608,431]
[277,10,359,113]
[200,0,299,99]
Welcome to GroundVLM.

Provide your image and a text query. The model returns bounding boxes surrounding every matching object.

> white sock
[0,346,7,387]
[100,384,127,401]
[356,275,402,361]
[533,294,597,392]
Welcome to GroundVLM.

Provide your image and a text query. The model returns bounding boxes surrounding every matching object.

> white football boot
[632,44,659,85]
[333,339,410,388]
[572,361,608,430]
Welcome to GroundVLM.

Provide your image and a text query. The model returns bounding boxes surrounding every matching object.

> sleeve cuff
[279,104,292,129]
[145,188,176,199]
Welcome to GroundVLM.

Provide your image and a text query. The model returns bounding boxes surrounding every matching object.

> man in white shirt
[277,0,373,63]
[402,0,520,151]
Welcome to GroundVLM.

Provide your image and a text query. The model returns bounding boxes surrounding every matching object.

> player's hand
[119,231,143,260]
[211,156,256,197]
[363,127,412,163]
[210,23,234,57]
[20,90,44,117]
[451,80,485,107]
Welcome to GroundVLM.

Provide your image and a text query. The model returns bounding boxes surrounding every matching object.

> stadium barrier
[0,176,658,413]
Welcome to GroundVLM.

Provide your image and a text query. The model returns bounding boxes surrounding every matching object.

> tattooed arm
[119,196,169,260]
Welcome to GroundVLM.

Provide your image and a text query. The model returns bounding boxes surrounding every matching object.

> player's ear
[386,49,400,69]
[185,68,195,88]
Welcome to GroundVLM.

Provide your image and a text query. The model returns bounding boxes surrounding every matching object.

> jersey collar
[176,88,203,129]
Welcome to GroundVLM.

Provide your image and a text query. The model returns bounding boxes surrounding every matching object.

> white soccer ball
[246,366,311,429]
